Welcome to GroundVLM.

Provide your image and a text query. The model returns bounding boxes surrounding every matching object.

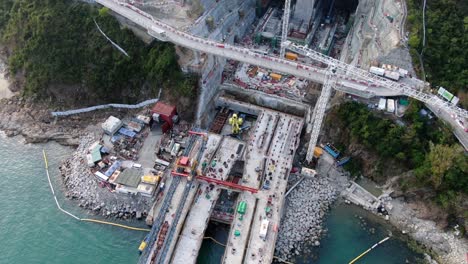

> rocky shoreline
[387,197,468,264]
[59,134,152,219]
[274,149,468,264]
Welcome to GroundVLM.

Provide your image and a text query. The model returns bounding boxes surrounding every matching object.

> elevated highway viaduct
[93,0,468,146]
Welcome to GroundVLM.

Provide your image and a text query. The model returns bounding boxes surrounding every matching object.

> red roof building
[179,157,190,167]
[151,102,177,133]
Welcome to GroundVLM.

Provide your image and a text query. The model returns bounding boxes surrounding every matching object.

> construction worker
[229,113,243,134]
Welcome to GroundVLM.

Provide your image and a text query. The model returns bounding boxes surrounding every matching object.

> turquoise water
[0,135,423,264]
[294,203,424,264]
[0,136,146,264]
[198,205,424,264]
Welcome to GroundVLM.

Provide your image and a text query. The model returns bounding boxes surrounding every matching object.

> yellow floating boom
[348,236,390,264]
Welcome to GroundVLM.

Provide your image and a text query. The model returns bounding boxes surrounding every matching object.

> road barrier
[52,89,161,117]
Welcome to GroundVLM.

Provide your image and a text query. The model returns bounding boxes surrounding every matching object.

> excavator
[228,113,244,134]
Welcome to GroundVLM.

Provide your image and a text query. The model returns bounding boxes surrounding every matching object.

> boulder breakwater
[274,174,338,260]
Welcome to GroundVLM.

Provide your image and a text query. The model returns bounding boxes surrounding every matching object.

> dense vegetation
[336,101,467,225]
[406,0,467,107]
[0,0,195,104]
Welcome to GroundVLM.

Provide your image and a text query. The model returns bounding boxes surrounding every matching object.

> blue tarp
[324,145,340,159]
[100,146,110,153]
[111,134,122,143]
[337,157,350,166]
[104,160,121,177]
[132,117,146,125]
[118,127,136,138]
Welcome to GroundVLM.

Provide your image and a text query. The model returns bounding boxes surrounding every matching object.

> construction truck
[229,113,243,134]
[237,201,247,220]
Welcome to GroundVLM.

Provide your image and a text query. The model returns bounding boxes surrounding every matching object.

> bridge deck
[171,136,244,264]
[244,113,303,264]
[221,107,304,264]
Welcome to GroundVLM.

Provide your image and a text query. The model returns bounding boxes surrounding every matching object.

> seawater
[0,135,423,264]
[197,204,425,264]
[0,136,145,264]
[293,203,424,263]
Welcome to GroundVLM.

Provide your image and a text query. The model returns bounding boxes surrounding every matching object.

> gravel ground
[60,134,152,219]
[377,46,417,76]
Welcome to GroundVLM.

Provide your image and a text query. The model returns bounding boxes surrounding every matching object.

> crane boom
[280,0,292,58]
[306,69,336,162]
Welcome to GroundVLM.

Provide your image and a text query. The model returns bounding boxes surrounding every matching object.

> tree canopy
[336,101,467,219]
[407,0,467,107]
[0,0,195,104]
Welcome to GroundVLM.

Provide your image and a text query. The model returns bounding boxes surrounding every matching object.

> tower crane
[306,68,337,162]
[280,0,292,58]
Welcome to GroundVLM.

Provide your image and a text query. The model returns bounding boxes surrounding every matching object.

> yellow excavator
[229,113,244,134]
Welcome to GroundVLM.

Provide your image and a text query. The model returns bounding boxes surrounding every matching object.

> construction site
[100,0,417,263]
[135,89,306,264]
[77,0,468,263]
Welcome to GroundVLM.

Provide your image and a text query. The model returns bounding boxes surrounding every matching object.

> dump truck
[270,73,282,81]
[285,52,298,61]
[313,147,323,158]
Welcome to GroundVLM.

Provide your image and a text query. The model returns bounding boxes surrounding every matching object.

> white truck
[369,66,385,76]
[384,71,400,81]
[387,99,395,113]
[259,219,269,241]
[378,98,387,110]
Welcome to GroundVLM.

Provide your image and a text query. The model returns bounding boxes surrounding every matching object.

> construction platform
[171,136,245,263]
[223,109,303,264]
[143,97,304,264]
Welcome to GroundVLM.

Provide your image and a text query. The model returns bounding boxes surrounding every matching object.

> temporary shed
[136,115,151,125]
[104,160,122,177]
[90,144,103,163]
[141,175,160,185]
[108,170,121,184]
[126,121,143,133]
[95,171,109,181]
[270,73,282,81]
[151,102,177,123]
[313,147,323,158]
[115,184,139,195]
[102,116,123,135]
[137,183,155,197]
[285,52,298,60]
[387,99,395,113]
[115,168,143,188]
[118,127,136,138]
[301,167,316,177]
[179,156,190,166]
